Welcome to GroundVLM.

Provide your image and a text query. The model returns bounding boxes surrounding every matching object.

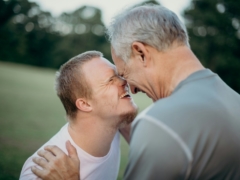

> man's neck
[153,45,205,99]
[67,115,118,157]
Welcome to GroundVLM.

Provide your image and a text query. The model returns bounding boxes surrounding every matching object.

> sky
[29,0,191,25]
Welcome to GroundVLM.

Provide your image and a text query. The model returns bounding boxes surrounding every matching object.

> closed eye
[108,75,117,82]
[118,73,124,78]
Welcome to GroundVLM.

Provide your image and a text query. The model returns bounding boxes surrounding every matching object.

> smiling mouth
[120,92,131,98]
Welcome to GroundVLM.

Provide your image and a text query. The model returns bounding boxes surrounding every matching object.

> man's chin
[118,109,138,128]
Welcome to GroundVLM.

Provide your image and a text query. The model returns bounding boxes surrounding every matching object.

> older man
[20,51,137,180]
[32,5,240,180]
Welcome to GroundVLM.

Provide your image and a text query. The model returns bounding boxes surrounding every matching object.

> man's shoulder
[20,123,69,179]
[128,117,192,180]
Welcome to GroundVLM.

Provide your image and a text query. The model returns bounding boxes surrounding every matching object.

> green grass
[0,61,152,180]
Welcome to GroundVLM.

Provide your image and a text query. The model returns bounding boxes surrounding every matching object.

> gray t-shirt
[124,69,240,180]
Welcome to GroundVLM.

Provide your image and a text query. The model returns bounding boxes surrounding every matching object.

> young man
[32,5,240,180]
[20,51,137,180]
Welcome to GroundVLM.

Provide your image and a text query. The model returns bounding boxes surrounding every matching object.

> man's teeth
[120,92,129,98]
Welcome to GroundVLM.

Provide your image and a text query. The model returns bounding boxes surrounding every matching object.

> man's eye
[109,78,114,82]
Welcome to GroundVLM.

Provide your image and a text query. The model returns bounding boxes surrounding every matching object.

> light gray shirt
[125,69,240,180]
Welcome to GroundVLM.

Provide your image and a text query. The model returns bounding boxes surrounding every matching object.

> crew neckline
[173,68,216,94]
[63,123,113,163]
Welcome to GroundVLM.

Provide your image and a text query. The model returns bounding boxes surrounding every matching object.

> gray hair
[55,51,103,120]
[106,4,189,62]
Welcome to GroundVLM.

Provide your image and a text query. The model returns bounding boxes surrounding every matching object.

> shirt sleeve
[20,155,42,180]
[124,118,190,180]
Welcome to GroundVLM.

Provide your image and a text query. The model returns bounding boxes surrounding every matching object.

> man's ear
[131,42,150,67]
[75,98,92,112]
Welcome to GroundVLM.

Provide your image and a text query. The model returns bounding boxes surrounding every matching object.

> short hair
[106,4,189,62]
[55,51,103,120]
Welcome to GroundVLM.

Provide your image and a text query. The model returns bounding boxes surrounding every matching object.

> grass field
[0,61,152,180]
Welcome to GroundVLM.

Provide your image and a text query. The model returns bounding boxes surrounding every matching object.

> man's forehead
[114,58,125,73]
[111,46,122,62]
[109,63,117,74]
[84,58,117,84]
[82,57,112,74]
[114,66,121,75]
[103,58,118,72]
[94,57,117,74]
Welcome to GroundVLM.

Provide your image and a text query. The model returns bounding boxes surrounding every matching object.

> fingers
[44,145,66,158]
[66,141,79,161]
[31,166,45,179]
[37,149,55,162]
[33,157,48,168]
[32,157,62,180]
[31,165,60,180]
[32,143,80,180]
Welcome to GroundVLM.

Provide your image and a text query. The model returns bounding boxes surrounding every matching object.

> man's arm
[32,141,80,180]
[124,119,191,180]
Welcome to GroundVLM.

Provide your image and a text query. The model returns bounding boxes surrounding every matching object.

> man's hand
[31,140,80,180]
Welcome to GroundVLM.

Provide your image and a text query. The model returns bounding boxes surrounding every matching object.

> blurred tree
[0,0,18,26]
[0,0,111,69]
[0,0,170,70]
[184,0,240,93]
[51,5,111,67]
[0,0,61,67]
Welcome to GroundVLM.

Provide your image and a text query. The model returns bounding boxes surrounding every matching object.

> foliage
[184,0,240,93]
[0,0,111,69]
[51,6,111,67]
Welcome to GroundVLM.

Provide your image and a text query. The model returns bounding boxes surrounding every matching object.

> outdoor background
[0,0,239,179]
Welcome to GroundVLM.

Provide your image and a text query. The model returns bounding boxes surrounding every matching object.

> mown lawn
[0,61,152,180]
